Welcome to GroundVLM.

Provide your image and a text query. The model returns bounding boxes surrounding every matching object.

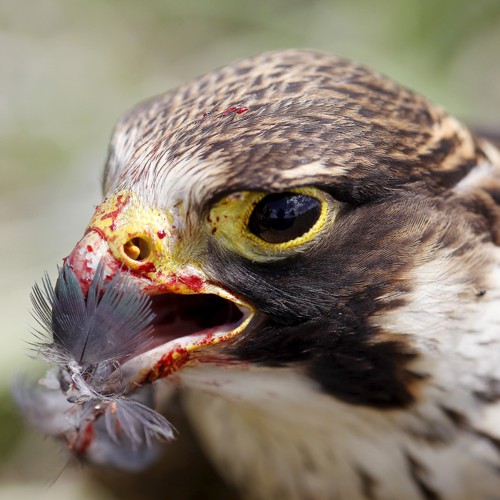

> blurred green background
[1,0,500,498]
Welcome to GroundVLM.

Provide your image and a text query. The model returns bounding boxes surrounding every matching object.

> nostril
[123,236,151,261]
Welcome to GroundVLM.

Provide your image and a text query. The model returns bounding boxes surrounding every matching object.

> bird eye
[208,187,337,262]
[248,193,321,244]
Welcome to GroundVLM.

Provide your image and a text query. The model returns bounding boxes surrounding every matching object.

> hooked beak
[65,191,254,390]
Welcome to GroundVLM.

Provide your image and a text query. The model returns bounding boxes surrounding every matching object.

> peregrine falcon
[26,50,500,499]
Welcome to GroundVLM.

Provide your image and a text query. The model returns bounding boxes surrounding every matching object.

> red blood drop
[157,230,166,239]
[222,106,237,116]
[236,107,248,114]
[86,245,93,252]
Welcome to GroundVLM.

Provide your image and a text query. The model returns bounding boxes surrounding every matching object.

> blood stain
[178,275,204,292]
[70,422,95,455]
[136,262,156,274]
[146,348,190,382]
[99,194,129,231]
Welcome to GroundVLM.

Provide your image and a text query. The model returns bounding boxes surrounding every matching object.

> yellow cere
[86,190,178,275]
[208,187,339,262]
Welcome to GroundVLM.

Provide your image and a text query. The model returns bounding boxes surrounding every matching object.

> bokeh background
[1,0,500,498]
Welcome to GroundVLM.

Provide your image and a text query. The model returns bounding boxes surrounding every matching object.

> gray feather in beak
[13,261,174,469]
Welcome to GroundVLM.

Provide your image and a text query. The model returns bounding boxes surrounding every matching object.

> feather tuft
[15,261,174,465]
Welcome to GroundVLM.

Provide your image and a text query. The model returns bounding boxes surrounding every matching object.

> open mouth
[111,287,254,389]
[148,293,246,348]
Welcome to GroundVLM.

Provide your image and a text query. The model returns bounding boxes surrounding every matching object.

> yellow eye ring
[209,187,339,262]
[243,188,329,249]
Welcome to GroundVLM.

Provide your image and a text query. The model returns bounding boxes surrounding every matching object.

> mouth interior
[149,293,244,347]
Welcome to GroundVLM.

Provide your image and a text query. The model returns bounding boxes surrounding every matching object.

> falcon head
[65,50,500,498]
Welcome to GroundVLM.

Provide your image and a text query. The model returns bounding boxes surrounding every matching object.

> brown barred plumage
[23,50,500,499]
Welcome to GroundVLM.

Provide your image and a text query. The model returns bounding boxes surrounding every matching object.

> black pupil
[248,193,321,244]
